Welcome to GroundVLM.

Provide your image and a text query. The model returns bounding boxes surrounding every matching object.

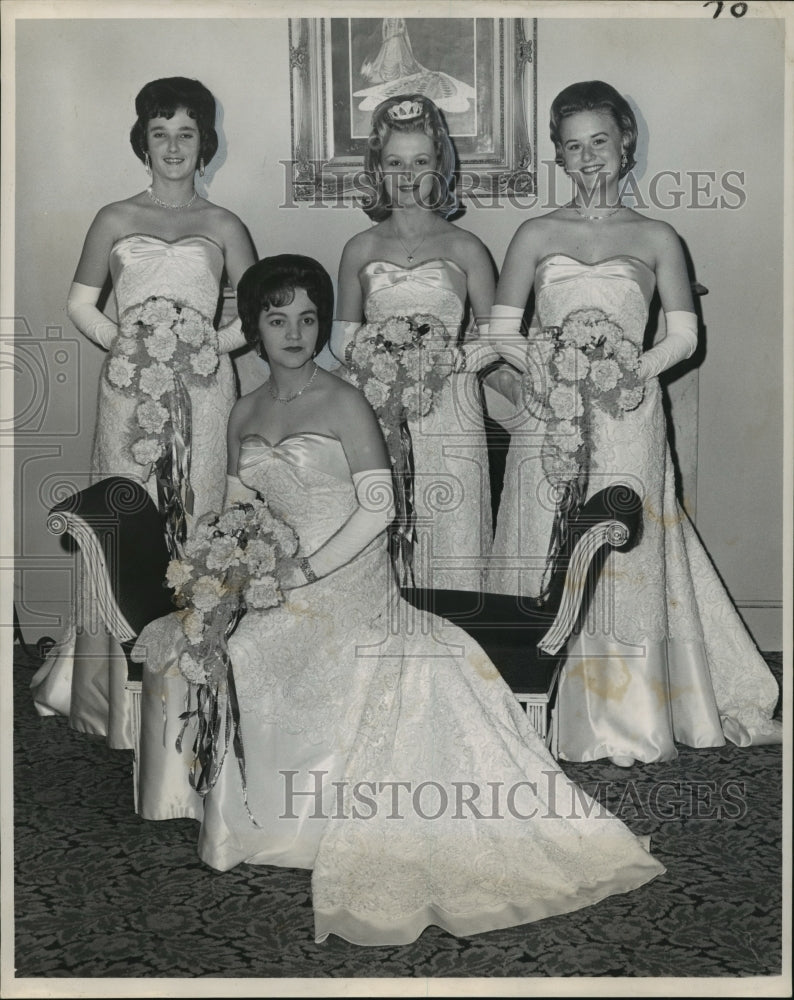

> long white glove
[224,473,258,508]
[637,311,698,380]
[217,317,246,354]
[66,282,118,349]
[484,304,528,372]
[329,320,362,365]
[286,468,395,587]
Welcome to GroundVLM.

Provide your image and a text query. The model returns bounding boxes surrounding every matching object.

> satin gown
[31,234,236,750]
[134,431,664,946]
[358,258,493,591]
[488,254,782,763]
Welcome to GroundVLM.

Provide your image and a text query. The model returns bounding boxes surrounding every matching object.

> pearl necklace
[269,363,319,403]
[571,199,626,222]
[146,186,198,210]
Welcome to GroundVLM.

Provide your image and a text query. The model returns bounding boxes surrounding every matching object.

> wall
[10,12,785,648]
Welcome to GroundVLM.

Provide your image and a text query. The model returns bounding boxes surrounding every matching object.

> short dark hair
[362,94,458,221]
[237,255,334,361]
[549,80,638,178]
[129,77,219,165]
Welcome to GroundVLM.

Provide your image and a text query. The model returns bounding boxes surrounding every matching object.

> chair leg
[125,679,142,813]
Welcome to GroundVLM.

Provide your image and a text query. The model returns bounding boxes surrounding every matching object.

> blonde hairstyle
[362,94,459,221]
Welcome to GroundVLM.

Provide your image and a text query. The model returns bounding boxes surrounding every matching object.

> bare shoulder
[506,212,562,253]
[628,213,685,262]
[202,202,250,241]
[340,227,380,269]
[446,223,492,264]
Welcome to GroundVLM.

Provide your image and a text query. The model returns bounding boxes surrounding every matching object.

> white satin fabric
[357,258,495,591]
[32,234,235,749]
[133,431,664,946]
[487,254,782,762]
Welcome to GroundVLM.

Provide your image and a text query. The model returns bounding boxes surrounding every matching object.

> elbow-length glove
[637,311,698,379]
[284,468,395,588]
[67,282,118,349]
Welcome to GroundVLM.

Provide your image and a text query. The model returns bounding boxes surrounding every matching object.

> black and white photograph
[1,1,791,996]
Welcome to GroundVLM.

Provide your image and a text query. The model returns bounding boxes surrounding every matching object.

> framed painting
[288,16,536,204]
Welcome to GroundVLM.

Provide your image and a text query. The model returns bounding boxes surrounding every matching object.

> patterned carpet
[10,646,784,987]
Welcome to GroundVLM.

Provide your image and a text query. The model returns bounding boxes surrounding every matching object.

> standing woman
[31,77,256,750]
[487,80,781,764]
[333,94,499,591]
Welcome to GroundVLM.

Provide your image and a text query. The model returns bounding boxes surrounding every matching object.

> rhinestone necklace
[570,199,626,222]
[146,186,198,210]
[269,363,319,403]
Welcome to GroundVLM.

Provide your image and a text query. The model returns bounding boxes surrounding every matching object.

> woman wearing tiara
[486,80,782,765]
[133,252,665,946]
[332,93,501,591]
[31,77,256,750]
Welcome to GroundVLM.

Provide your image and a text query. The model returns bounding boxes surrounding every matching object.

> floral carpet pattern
[11,648,784,983]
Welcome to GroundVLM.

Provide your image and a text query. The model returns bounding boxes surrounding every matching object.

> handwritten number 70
[704,1,748,17]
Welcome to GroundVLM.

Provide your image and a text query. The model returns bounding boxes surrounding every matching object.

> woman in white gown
[31,77,256,750]
[333,94,502,591]
[486,80,782,765]
[134,253,664,946]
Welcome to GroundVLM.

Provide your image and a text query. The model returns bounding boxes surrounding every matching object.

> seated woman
[134,254,664,947]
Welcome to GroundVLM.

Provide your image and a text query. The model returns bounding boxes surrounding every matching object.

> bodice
[109,234,224,321]
[237,433,359,555]
[360,258,467,334]
[535,254,656,347]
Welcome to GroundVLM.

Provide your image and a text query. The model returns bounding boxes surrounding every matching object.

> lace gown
[134,431,664,946]
[31,235,235,749]
[359,258,492,591]
[488,254,782,763]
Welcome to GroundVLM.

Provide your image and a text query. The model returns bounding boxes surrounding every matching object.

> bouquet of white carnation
[530,307,645,489]
[107,295,220,470]
[164,496,299,799]
[166,498,299,688]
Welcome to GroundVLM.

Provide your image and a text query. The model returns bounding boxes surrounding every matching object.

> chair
[401,484,643,746]
[48,476,173,810]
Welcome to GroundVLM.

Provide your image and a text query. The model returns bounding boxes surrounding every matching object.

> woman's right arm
[68,206,119,349]
[331,237,366,364]
[487,221,540,373]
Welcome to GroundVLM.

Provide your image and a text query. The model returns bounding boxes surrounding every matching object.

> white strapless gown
[31,234,236,749]
[358,258,493,591]
[487,254,782,762]
[133,430,664,946]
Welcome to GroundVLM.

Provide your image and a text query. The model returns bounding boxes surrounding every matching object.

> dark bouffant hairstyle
[237,255,334,361]
[129,77,219,165]
[549,80,638,178]
[362,93,458,221]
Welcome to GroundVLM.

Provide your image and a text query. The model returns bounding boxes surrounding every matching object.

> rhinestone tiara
[387,99,424,122]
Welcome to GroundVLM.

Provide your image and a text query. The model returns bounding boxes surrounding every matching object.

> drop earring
[144,152,151,176]
[199,158,205,177]
[621,151,628,170]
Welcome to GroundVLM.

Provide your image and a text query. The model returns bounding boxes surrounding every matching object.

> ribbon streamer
[176,603,259,825]
[156,373,194,559]
[389,420,417,587]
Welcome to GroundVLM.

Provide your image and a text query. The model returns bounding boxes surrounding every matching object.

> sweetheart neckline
[537,252,655,274]
[111,232,225,255]
[240,431,344,450]
[359,257,467,278]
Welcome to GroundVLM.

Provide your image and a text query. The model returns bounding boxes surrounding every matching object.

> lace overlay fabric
[360,259,492,590]
[487,255,781,761]
[134,431,665,944]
